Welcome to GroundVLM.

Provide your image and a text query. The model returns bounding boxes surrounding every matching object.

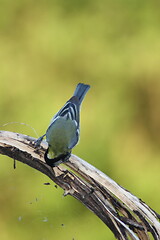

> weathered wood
[0,131,160,240]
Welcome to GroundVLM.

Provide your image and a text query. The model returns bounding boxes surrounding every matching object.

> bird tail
[73,83,90,105]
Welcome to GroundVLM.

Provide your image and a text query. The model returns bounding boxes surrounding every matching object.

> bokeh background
[1,0,160,239]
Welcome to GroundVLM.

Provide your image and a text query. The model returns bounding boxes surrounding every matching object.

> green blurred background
[1,0,160,239]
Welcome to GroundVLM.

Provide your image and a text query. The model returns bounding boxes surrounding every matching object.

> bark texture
[0,131,160,240]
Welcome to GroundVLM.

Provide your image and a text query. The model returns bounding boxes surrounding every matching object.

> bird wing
[50,96,80,126]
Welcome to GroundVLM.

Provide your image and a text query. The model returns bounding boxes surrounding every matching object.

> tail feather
[73,83,90,105]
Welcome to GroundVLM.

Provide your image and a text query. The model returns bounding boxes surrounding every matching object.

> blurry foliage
[0,0,160,239]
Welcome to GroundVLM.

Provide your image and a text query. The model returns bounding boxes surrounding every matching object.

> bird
[36,83,90,167]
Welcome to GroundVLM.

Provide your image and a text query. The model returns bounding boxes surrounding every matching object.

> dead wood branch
[0,131,160,239]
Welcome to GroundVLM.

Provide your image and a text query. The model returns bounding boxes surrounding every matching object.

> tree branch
[0,131,160,239]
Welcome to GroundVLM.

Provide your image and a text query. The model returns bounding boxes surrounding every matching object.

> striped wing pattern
[59,102,78,121]
[51,100,80,143]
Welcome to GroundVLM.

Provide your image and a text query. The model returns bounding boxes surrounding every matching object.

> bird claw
[35,134,46,147]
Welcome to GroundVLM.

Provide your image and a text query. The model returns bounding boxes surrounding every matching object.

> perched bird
[36,83,90,167]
